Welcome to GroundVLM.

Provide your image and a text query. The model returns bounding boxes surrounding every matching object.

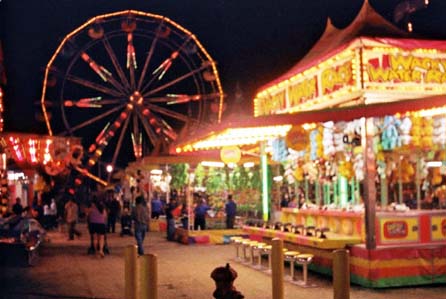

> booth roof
[257,0,410,94]
[171,94,446,152]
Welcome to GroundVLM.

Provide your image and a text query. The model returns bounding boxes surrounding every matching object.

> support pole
[271,238,284,299]
[333,249,350,299]
[363,117,377,249]
[140,254,158,299]
[260,142,270,222]
[125,245,139,299]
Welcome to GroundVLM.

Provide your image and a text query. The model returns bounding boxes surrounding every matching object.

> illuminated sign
[254,38,446,117]
[254,49,358,116]
[363,47,446,93]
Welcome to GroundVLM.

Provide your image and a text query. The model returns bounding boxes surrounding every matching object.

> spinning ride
[40,10,224,180]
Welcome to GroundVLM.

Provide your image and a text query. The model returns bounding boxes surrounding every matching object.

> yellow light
[415,106,446,117]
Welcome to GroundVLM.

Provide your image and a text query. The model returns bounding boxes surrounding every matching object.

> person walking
[88,199,107,257]
[64,196,81,240]
[225,194,237,229]
[132,195,150,255]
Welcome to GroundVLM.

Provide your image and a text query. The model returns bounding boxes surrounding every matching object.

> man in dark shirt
[225,195,237,229]
[194,198,210,230]
[12,197,23,216]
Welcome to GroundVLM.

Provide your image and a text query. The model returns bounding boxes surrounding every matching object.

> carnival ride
[40,10,224,182]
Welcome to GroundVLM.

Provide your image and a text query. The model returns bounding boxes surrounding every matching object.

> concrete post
[333,249,350,299]
[271,238,284,299]
[140,254,158,299]
[125,245,138,299]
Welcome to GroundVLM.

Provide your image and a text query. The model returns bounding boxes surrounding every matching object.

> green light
[260,142,269,221]
[339,175,348,207]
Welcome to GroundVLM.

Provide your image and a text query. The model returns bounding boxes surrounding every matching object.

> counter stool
[250,242,266,267]
[230,236,244,260]
[242,240,257,262]
[284,251,300,280]
[296,253,314,287]
[260,244,272,270]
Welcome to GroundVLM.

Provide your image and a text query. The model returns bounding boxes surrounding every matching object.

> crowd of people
[1,185,241,259]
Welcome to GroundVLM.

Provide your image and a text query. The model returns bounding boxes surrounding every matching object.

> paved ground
[0,223,445,299]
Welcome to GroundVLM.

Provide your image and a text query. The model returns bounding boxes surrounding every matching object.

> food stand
[174,0,446,288]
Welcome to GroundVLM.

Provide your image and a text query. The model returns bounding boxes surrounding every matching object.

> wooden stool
[296,253,314,286]
[284,251,300,280]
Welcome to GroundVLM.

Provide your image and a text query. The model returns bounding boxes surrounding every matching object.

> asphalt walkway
[0,223,445,299]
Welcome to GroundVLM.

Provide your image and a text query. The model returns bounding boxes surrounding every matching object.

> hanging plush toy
[399,116,412,146]
[381,115,401,150]
[433,116,446,146]
[353,152,365,181]
[322,121,335,157]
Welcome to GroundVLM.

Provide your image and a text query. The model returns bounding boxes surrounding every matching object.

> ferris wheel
[40,10,224,180]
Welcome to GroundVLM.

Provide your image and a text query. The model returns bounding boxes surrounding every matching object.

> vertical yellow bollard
[333,249,350,299]
[271,238,284,299]
[125,245,138,299]
[140,254,158,299]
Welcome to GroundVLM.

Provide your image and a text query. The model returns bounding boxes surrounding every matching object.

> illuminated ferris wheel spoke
[80,52,127,95]
[107,114,131,181]
[66,74,123,97]
[151,36,192,81]
[102,36,132,91]
[137,22,164,90]
[136,109,160,146]
[160,119,178,140]
[88,104,134,166]
[63,104,126,135]
[145,103,191,123]
[64,97,101,108]
[142,63,209,97]
[126,32,137,70]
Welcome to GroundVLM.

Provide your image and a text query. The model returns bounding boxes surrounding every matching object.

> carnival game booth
[248,0,446,288]
[174,0,446,288]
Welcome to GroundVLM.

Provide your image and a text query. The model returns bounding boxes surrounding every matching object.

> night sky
[1,0,446,137]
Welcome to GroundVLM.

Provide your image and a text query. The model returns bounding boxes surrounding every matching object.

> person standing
[49,198,58,229]
[12,197,23,216]
[132,196,150,255]
[165,197,178,241]
[151,194,163,219]
[64,196,81,240]
[194,198,210,230]
[106,195,121,233]
[225,195,237,229]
